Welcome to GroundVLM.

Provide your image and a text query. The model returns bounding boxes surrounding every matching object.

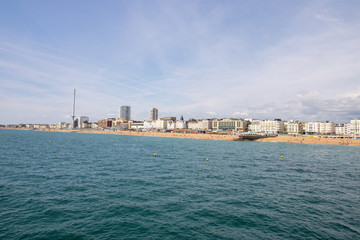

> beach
[11,128,358,146]
[256,134,360,146]
[42,128,240,141]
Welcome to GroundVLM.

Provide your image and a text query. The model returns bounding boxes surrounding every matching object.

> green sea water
[0,129,359,239]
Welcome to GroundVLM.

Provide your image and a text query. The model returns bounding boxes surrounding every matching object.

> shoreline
[2,128,360,146]
[1,128,239,141]
[256,134,360,146]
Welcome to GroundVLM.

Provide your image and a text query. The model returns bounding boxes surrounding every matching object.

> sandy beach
[4,128,360,146]
[36,128,240,141]
[256,134,360,146]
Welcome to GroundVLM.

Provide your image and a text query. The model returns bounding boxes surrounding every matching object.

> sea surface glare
[0,129,359,239]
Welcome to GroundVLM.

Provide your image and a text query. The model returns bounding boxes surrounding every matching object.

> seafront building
[112,118,130,130]
[187,119,212,130]
[78,116,89,129]
[260,119,285,134]
[247,119,262,133]
[150,108,158,121]
[305,121,335,135]
[143,116,187,130]
[155,119,168,129]
[175,119,187,129]
[320,121,335,134]
[130,121,144,130]
[335,123,352,136]
[3,101,360,138]
[285,120,304,135]
[305,122,320,134]
[212,118,247,132]
[58,122,68,129]
[97,118,114,128]
[350,118,360,136]
[120,105,131,120]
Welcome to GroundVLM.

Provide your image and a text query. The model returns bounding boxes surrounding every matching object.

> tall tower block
[150,108,158,121]
[120,105,131,120]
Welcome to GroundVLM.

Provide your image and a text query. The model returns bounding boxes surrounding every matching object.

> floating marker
[281,156,283,159]
[61,145,64,148]
[206,158,209,161]
[154,153,156,157]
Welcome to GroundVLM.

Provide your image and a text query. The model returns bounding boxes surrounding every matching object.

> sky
[1,0,360,124]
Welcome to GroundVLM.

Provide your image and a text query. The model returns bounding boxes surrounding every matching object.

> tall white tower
[120,105,131,120]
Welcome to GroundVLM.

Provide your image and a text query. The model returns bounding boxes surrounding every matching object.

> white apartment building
[175,120,187,129]
[335,123,352,136]
[285,120,304,135]
[305,121,335,135]
[260,120,284,134]
[305,122,320,134]
[350,118,360,136]
[167,121,176,130]
[155,119,168,130]
[248,119,262,133]
[319,122,335,135]
[187,119,212,130]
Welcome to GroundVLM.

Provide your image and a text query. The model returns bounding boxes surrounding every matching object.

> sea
[0,129,359,239]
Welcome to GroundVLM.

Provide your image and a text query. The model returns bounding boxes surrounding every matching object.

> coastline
[256,134,360,146]
[2,128,239,141]
[2,128,360,146]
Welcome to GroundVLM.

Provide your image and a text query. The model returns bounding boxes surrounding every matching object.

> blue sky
[1,0,360,124]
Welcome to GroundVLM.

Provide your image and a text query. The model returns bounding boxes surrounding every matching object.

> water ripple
[0,130,359,239]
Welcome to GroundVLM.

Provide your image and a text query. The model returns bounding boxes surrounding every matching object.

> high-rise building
[120,105,131,120]
[150,108,158,121]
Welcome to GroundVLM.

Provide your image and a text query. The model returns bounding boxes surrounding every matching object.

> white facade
[248,119,262,133]
[260,120,284,134]
[155,119,167,129]
[167,121,176,130]
[319,122,335,135]
[305,122,320,134]
[143,121,153,129]
[350,118,360,136]
[305,121,335,135]
[175,120,187,129]
[285,121,304,135]
[335,123,352,136]
[187,120,212,130]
